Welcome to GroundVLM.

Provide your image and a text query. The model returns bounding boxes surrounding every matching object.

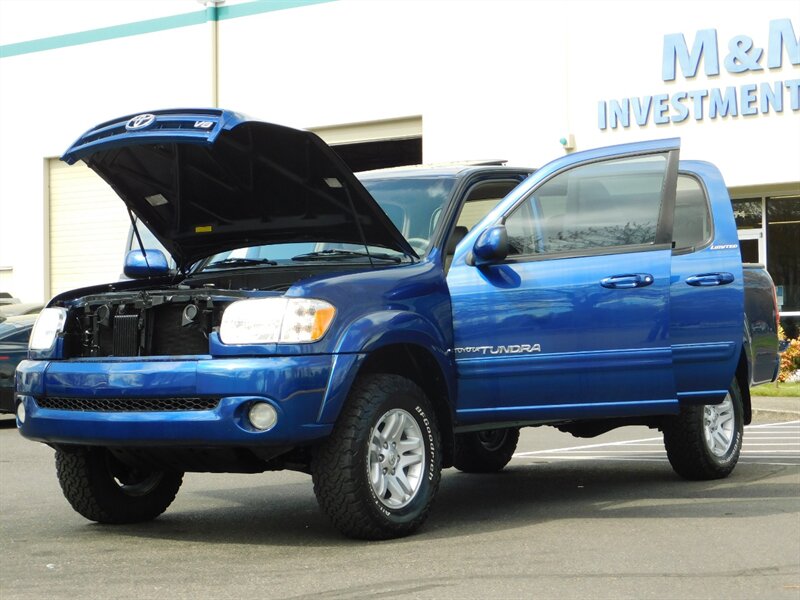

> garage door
[312,116,422,172]
[48,159,130,297]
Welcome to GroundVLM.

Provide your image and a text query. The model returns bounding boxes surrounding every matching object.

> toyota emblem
[125,113,156,131]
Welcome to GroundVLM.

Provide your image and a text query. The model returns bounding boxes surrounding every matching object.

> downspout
[202,0,224,107]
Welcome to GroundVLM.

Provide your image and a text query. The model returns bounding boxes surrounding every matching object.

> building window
[730,191,799,336]
[767,195,799,315]
[731,198,763,229]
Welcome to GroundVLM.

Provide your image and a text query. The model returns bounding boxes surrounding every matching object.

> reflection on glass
[505,155,666,256]
[767,196,799,312]
[731,198,762,229]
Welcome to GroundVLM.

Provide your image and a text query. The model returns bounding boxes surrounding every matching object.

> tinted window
[0,323,31,343]
[5,329,31,344]
[456,180,521,231]
[505,155,666,256]
[362,176,455,244]
[673,175,711,251]
[198,176,457,267]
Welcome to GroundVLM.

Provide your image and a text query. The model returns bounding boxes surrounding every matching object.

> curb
[751,408,800,423]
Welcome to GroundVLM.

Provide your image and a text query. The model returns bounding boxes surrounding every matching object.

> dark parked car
[0,314,37,413]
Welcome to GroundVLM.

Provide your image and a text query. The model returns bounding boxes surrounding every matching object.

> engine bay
[59,289,242,358]
[53,264,372,358]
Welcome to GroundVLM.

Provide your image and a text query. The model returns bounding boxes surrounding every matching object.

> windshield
[193,175,456,270]
[362,175,455,254]
[127,176,456,271]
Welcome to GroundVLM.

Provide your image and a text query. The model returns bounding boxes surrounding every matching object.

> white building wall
[0,0,216,303]
[0,0,798,303]
[218,1,571,165]
[565,1,800,187]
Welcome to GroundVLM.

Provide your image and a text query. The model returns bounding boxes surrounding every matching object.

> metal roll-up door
[312,116,422,172]
[48,159,130,297]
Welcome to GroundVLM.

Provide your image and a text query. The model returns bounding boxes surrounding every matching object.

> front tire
[453,428,520,473]
[663,378,744,480]
[312,374,442,540]
[55,447,183,524]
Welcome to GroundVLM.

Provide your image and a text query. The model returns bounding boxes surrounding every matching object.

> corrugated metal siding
[48,159,130,297]
[312,116,422,145]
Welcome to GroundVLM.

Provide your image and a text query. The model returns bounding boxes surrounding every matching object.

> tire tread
[55,448,183,524]
[312,374,440,540]
[663,379,743,480]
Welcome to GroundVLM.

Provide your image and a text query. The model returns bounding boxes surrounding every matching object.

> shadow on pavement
[98,458,799,548]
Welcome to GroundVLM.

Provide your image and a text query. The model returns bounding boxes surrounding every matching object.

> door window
[504,155,667,257]
[456,180,523,231]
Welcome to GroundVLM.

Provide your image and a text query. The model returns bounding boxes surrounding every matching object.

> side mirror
[471,225,509,266]
[124,249,170,279]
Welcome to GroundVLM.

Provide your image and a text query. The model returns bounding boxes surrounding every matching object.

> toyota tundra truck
[15,109,780,539]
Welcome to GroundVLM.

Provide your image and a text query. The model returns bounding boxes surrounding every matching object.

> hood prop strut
[343,183,374,268]
[127,208,154,277]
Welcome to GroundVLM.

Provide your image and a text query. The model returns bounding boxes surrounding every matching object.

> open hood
[62,109,416,270]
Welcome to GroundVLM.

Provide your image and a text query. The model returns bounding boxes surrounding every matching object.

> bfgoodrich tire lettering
[55,447,183,524]
[312,373,442,540]
[663,378,744,480]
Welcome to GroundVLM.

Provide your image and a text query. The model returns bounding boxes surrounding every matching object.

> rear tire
[453,428,520,473]
[55,447,183,524]
[312,374,442,540]
[663,378,744,480]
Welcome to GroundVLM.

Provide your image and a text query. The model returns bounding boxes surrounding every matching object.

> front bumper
[15,355,337,447]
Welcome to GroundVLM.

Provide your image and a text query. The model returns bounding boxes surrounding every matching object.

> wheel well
[736,346,752,425]
[359,344,455,468]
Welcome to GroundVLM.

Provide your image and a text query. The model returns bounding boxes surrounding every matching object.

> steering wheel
[407,238,429,254]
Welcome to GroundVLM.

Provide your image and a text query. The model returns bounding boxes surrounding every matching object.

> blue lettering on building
[662,29,720,80]
[599,18,799,130]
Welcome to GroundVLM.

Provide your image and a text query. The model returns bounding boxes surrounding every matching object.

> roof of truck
[356,162,534,180]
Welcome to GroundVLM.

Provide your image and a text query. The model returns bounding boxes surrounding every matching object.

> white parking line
[512,420,800,465]
[514,435,663,457]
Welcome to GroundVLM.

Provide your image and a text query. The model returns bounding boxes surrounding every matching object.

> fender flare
[316,310,455,424]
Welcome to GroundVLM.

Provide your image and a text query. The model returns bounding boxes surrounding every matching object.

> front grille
[35,396,219,412]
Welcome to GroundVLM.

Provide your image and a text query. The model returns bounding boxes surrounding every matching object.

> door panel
[447,140,680,425]
[670,164,745,403]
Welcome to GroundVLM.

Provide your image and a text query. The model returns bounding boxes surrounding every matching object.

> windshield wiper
[291,249,402,263]
[204,257,277,269]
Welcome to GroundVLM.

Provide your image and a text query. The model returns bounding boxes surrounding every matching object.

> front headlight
[219,298,336,345]
[30,307,68,351]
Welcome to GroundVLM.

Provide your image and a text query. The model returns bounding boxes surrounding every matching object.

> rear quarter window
[673,175,712,252]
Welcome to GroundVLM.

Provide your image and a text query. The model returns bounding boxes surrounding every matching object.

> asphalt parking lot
[1,414,798,599]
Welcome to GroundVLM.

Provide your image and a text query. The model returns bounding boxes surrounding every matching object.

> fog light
[16,400,26,424]
[248,402,277,431]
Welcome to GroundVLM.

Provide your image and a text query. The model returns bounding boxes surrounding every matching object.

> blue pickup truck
[16,109,780,539]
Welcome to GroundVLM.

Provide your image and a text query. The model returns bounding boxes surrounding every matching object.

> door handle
[686,272,735,287]
[600,273,654,289]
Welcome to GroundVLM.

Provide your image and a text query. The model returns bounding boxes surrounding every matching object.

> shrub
[778,325,800,383]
